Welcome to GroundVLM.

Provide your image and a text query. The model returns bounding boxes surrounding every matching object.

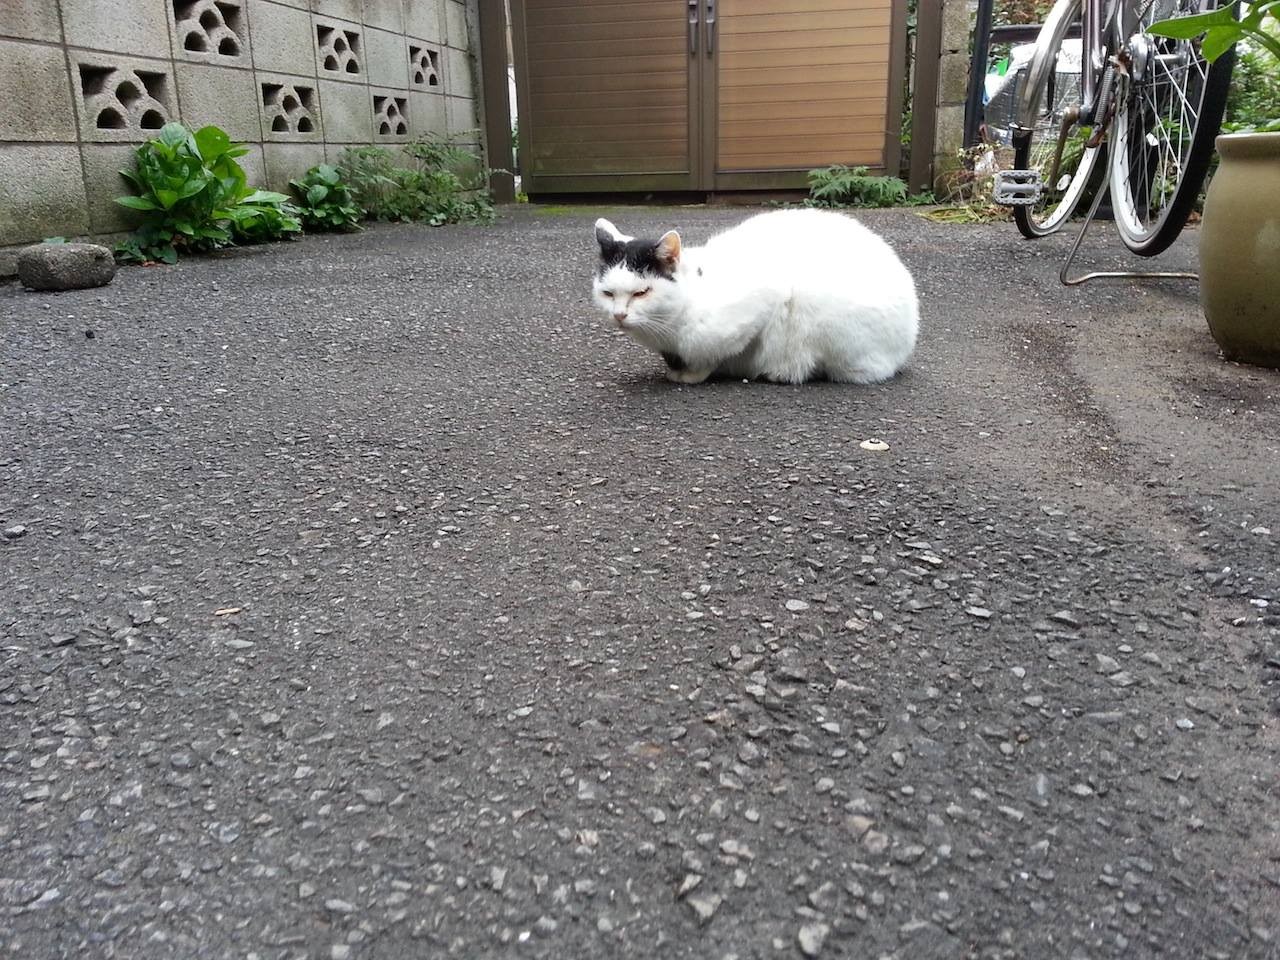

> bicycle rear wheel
[1013,0,1105,238]
[1109,0,1234,256]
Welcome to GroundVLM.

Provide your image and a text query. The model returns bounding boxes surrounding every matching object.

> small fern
[807,165,910,208]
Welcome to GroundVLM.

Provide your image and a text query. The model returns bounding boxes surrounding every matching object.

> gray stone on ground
[17,242,116,292]
[798,921,830,956]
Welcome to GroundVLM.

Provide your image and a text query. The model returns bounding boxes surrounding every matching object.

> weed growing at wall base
[806,165,922,208]
[290,164,363,232]
[338,132,496,226]
[919,146,1012,224]
[115,123,300,264]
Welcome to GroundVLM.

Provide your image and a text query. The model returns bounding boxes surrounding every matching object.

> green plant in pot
[1150,1,1280,367]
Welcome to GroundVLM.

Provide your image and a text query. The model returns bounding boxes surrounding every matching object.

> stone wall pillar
[932,0,972,192]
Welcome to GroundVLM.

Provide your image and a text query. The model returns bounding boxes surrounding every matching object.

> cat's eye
[633,288,651,298]
[602,290,615,298]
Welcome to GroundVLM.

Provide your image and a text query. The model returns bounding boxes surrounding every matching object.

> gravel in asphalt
[2,206,1278,958]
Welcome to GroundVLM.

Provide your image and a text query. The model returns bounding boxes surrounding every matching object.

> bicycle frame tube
[1081,0,1106,117]
[1111,0,1144,47]
[1014,0,1112,132]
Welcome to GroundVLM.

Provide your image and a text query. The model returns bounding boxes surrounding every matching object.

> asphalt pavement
[2,205,1278,959]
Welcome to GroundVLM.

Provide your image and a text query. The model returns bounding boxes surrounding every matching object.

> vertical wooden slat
[515,0,694,183]
[715,0,896,172]
[884,0,908,178]
[510,0,913,193]
[477,0,514,202]
[910,0,942,193]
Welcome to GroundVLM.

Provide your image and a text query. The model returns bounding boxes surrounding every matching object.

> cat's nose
[612,312,627,325]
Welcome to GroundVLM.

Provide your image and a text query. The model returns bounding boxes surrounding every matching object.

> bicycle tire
[1013,139,1107,238]
[1109,0,1235,257]
[1013,0,1105,239]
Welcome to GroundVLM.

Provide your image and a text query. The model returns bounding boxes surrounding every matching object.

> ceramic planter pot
[1199,131,1280,368]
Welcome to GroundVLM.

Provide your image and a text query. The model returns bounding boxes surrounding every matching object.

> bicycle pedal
[993,169,1043,206]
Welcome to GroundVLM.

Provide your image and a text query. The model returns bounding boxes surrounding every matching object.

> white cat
[591,208,919,384]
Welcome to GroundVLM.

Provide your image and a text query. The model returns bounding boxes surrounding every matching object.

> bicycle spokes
[1108,0,1231,254]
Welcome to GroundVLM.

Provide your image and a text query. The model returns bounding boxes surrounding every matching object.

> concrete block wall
[0,0,483,253]
[932,0,971,192]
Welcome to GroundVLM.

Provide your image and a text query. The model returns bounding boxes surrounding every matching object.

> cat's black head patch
[596,228,676,279]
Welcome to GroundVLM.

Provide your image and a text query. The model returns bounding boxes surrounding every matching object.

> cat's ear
[655,230,682,272]
[595,217,632,244]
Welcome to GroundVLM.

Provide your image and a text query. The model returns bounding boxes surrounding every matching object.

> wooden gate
[510,0,908,195]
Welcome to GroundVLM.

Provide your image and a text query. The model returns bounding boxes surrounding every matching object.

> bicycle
[994,0,1236,257]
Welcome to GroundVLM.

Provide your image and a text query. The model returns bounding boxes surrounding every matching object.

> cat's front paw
[666,366,712,385]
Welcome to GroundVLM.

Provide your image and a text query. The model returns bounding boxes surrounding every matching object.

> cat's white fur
[592,209,919,384]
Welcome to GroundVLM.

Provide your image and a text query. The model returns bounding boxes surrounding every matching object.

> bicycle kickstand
[1059,180,1198,286]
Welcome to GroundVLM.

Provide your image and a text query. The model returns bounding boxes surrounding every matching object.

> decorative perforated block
[316,22,362,77]
[373,94,408,138]
[172,0,247,60]
[409,44,440,88]
[76,61,173,141]
[262,82,318,136]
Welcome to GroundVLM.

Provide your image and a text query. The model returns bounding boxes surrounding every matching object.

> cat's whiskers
[627,314,678,344]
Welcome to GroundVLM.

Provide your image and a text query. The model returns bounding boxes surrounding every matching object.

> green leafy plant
[1225,42,1280,131]
[1149,1,1280,132]
[403,131,496,224]
[289,163,363,232]
[334,146,402,219]
[229,197,303,245]
[337,132,496,226]
[114,123,300,264]
[807,164,911,207]
[1148,0,1280,64]
[403,130,480,174]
